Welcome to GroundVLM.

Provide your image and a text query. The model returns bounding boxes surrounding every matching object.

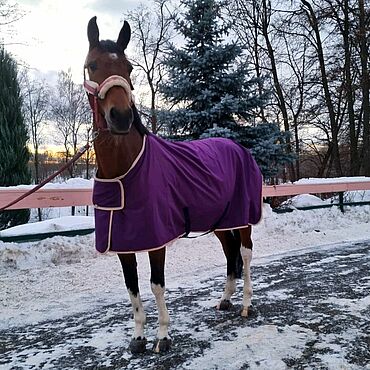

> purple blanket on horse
[93,134,262,254]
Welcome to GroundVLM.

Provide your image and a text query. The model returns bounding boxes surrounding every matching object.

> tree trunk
[301,0,342,177]
[343,0,359,175]
[34,146,43,222]
[359,0,370,175]
[262,0,296,181]
[150,81,158,134]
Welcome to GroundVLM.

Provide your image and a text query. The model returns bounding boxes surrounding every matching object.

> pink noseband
[83,75,132,102]
[83,73,133,131]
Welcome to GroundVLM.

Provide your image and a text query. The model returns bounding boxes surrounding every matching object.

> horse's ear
[88,16,99,49]
[117,21,131,52]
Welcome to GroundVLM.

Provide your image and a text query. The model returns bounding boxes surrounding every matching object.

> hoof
[217,299,232,311]
[153,337,171,353]
[241,305,253,317]
[129,337,147,354]
[241,307,249,317]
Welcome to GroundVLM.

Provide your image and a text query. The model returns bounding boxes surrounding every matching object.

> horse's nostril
[110,107,118,121]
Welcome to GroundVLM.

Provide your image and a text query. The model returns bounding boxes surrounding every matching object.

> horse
[84,16,263,354]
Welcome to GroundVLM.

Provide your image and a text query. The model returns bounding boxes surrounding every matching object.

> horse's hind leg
[239,226,253,317]
[149,247,171,353]
[215,230,242,310]
[118,253,147,353]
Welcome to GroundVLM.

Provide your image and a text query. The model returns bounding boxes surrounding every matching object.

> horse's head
[84,16,134,135]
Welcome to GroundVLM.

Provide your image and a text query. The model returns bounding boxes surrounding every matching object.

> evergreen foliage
[0,46,31,230]
[160,0,264,138]
[159,0,294,178]
[238,123,295,180]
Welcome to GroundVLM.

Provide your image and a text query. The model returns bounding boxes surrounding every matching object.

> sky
[2,0,145,83]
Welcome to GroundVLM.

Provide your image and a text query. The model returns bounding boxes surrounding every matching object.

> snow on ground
[294,176,370,184]
[1,193,370,331]
[0,178,93,191]
[0,178,370,368]
[0,216,94,237]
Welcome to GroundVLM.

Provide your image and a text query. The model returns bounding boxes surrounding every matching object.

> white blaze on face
[109,53,118,60]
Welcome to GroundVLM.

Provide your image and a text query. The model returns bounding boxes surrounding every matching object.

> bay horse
[84,17,263,354]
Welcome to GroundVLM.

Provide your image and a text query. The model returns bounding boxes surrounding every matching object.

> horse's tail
[232,229,244,279]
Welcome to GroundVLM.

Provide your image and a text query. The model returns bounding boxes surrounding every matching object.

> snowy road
[1,240,370,369]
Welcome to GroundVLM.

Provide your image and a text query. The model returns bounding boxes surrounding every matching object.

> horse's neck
[94,126,144,179]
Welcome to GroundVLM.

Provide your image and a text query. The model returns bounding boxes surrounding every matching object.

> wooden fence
[0,180,369,242]
[1,181,370,210]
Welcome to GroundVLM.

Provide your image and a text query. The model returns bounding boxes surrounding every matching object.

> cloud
[88,0,139,17]
[19,0,43,6]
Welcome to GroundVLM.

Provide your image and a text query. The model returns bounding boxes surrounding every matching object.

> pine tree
[0,46,31,230]
[239,123,294,181]
[160,0,264,138]
[160,0,294,179]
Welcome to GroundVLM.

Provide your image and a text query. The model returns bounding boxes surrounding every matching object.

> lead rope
[0,132,99,212]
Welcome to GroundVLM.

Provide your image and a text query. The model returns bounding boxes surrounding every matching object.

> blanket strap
[182,202,230,239]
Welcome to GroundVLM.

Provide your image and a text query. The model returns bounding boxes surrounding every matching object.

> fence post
[339,192,344,213]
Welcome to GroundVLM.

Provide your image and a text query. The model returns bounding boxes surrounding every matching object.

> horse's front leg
[149,247,171,353]
[118,253,147,353]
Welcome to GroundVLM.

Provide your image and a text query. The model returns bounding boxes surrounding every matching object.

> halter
[83,70,133,131]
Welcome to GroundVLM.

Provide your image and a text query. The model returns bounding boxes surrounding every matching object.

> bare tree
[229,0,264,120]
[20,71,50,220]
[50,70,90,215]
[228,0,369,178]
[358,0,370,175]
[290,0,342,176]
[125,0,174,133]
[230,0,298,180]
[301,0,369,176]
[0,0,24,43]
[51,69,90,178]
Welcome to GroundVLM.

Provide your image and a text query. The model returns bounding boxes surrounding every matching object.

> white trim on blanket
[122,134,147,179]
[94,135,147,181]
[106,210,114,253]
[93,135,147,212]
[93,179,125,211]
[98,220,263,255]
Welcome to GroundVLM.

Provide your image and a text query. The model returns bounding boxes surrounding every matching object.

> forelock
[98,40,122,54]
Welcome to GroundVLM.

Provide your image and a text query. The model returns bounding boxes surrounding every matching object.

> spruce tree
[160,0,294,179]
[239,122,294,181]
[0,46,31,230]
[160,0,264,139]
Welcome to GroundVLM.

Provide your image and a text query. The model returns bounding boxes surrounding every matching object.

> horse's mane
[132,104,150,136]
[98,40,150,136]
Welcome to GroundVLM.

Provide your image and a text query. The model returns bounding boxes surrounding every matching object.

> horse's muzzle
[106,107,134,134]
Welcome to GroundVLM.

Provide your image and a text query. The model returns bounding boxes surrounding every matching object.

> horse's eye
[88,61,97,72]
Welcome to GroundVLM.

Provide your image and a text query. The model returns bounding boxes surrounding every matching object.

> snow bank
[0,216,94,237]
[0,234,97,270]
[1,203,369,273]
[294,176,370,184]
[0,177,93,190]
[282,194,327,208]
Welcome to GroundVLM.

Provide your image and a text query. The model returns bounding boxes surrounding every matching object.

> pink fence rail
[0,181,370,210]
